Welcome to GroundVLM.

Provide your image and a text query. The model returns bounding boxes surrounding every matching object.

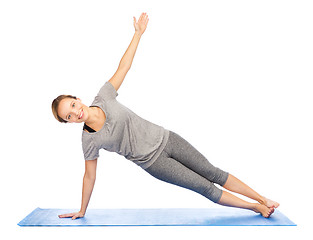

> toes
[267,207,275,217]
[256,204,275,218]
[263,207,275,218]
[264,198,280,209]
[272,202,279,208]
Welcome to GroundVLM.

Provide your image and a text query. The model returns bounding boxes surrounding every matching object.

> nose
[70,109,79,120]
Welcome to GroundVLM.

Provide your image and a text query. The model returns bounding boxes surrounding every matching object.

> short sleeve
[97,81,118,101]
[82,136,99,161]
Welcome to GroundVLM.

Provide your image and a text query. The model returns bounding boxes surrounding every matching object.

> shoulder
[97,81,118,101]
[81,132,100,160]
[89,82,116,111]
[81,131,94,146]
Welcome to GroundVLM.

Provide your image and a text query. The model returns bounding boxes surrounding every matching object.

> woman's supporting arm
[58,159,97,220]
[109,12,149,91]
[79,159,97,216]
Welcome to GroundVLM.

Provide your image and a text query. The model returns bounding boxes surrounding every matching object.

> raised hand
[133,12,149,36]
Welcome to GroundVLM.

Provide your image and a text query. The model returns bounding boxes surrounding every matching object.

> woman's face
[57,97,89,123]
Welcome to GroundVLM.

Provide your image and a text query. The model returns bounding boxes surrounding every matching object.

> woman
[53,13,279,220]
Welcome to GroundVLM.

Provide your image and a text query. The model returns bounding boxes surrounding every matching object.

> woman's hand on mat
[133,12,149,36]
[58,211,85,220]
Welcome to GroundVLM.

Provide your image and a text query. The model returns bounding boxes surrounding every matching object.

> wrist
[134,31,142,38]
[79,209,86,215]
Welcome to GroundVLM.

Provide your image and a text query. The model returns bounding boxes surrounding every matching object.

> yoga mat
[18,208,296,226]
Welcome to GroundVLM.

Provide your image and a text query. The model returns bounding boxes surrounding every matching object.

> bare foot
[253,203,275,218]
[262,197,280,209]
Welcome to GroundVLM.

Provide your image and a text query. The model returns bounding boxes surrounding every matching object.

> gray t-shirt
[82,81,169,169]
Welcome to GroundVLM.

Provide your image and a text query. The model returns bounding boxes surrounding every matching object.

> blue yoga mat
[18,208,296,226]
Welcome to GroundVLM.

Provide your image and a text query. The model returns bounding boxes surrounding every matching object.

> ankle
[251,203,261,213]
[257,196,266,205]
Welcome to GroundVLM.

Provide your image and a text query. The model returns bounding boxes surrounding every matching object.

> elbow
[118,62,131,72]
[84,173,96,182]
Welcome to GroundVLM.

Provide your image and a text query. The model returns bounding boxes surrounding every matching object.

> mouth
[78,109,84,120]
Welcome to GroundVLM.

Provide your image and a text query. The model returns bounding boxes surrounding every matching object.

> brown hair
[51,95,77,123]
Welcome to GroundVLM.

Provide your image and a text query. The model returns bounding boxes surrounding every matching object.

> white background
[1,0,312,238]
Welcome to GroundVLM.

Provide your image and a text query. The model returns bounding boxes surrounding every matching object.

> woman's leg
[145,150,224,203]
[165,131,229,187]
[218,191,275,218]
[165,131,279,210]
[222,174,280,208]
[145,151,274,218]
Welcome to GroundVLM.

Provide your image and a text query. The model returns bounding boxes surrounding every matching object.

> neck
[85,107,99,126]
[84,106,106,132]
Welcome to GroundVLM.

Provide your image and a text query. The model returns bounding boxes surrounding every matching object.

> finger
[58,213,73,218]
[72,213,82,220]
[133,16,137,27]
[139,13,144,21]
[61,214,73,218]
[144,14,149,22]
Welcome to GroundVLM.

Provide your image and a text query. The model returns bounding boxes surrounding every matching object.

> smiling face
[57,97,89,123]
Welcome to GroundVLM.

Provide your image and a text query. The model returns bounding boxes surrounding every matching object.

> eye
[68,114,71,120]
[72,103,75,108]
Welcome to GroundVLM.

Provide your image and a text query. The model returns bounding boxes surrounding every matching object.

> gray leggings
[145,131,229,203]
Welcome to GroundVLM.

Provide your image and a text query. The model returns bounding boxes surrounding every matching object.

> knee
[208,167,229,186]
[202,182,223,203]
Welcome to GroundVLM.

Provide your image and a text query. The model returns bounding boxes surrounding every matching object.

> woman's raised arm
[109,12,149,91]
